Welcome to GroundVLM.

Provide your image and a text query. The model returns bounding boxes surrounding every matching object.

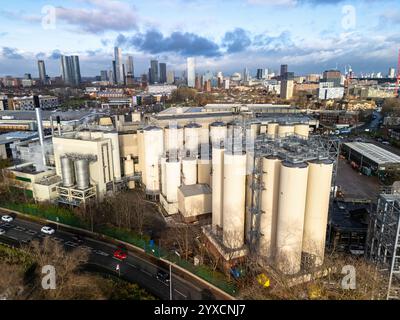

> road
[0,213,221,300]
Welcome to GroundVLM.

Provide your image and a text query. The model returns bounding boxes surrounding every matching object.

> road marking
[141,269,153,277]
[81,245,93,251]
[127,263,138,269]
[174,289,187,298]
[26,230,37,236]
[52,237,64,242]
[94,250,109,257]
[14,226,25,232]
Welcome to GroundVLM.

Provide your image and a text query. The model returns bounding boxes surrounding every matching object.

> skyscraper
[187,57,195,88]
[388,68,396,79]
[167,70,175,84]
[159,63,167,83]
[126,56,134,79]
[256,68,265,80]
[243,68,250,82]
[38,60,47,84]
[281,80,294,100]
[281,64,288,78]
[114,47,124,85]
[71,56,81,85]
[112,61,117,84]
[100,70,108,81]
[150,60,159,84]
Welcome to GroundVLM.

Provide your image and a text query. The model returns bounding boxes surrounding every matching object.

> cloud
[49,50,62,60]
[222,28,252,53]
[2,47,23,59]
[117,29,221,57]
[247,0,347,6]
[53,0,138,33]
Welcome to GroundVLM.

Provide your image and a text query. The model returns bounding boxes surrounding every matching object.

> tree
[382,98,400,116]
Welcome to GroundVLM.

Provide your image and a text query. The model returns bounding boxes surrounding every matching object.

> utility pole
[169,263,173,300]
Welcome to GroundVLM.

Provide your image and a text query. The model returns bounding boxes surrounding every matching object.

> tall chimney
[34,95,47,167]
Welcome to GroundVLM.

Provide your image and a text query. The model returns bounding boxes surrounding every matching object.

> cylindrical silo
[197,157,211,185]
[124,155,134,177]
[212,147,224,229]
[164,124,184,152]
[294,124,310,139]
[199,124,210,145]
[182,156,197,185]
[184,123,201,156]
[61,157,75,187]
[143,126,164,194]
[210,121,227,148]
[250,122,260,141]
[160,156,167,196]
[267,123,279,137]
[302,159,333,267]
[165,158,181,203]
[259,156,281,260]
[222,152,247,249]
[278,124,295,138]
[74,159,90,190]
[275,161,309,275]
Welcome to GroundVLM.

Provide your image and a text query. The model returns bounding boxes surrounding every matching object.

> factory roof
[0,110,98,122]
[0,131,38,145]
[344,142,400,165]
[179,184,212,197]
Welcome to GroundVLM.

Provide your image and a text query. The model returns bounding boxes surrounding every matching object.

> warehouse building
[342,142,400,173]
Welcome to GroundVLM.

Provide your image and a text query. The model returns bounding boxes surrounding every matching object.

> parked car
[1,215,13,223]
[41,226,55,235]
[0,228,5,235]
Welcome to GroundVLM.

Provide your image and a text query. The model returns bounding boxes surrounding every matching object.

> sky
[0,0,399,77]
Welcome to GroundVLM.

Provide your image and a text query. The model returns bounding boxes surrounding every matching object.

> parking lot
[336,159,381,201]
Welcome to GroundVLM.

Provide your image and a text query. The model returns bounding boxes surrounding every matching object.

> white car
[0,228,5,235]
[41,226,55,235]
[1,215,13,223]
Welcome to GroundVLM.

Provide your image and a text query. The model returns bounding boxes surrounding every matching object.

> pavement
[0,213,223,300]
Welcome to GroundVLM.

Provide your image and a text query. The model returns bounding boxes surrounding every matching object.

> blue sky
[0,0,399,77]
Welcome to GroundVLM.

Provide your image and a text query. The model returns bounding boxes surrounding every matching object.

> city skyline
[0,0,399,77]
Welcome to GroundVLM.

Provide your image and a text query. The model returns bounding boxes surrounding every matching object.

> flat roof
[344,142,400,165]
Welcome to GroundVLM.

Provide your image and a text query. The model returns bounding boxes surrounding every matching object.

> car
[1,215,13,223]
[113,247,128,260]
[337,203,346,210]
[0,228,5,235]
[382,141,390,145]
[41,226,55,235]
[156,270,170,284]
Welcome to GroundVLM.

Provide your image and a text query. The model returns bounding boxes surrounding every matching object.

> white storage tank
[278,124,294,138]
[124,155,135,176]
[143,126,164,194]
[164,124,184,152]
[211,147,224,229]
[165,158,181,203]
[222,151,247,249]
[302,159,333,267]
[198,157,211,185]
[199,124,210,145]
[250,122,260,141]
[227,120,244,154]
[182,156,197,185]
[294,124,310,139]
[267,123,279,137]
[210,121,227,148]
[184,123,201,156]
[259,156,281,260]
[260,125,267,134]
[61,157,75,187]
[275,161,309,275]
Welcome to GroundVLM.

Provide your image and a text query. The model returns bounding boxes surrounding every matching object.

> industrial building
[342,142,400,174]
[2,102,340,277]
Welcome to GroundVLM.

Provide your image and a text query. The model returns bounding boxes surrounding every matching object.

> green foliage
[0,244,34,271]
[98,225,149,248]
[105,277,157,300]
[382,98,400,115]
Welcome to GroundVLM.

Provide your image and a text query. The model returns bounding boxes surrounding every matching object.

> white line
[127,263,138,269]
[141,270,153,277]
[174,289,187,298]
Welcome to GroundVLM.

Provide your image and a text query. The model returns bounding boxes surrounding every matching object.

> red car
[114,248,128,260]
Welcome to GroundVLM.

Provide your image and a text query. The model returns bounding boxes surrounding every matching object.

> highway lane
[0,215,210,300]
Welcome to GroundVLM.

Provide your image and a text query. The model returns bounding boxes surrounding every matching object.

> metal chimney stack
[34,95,47,167]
